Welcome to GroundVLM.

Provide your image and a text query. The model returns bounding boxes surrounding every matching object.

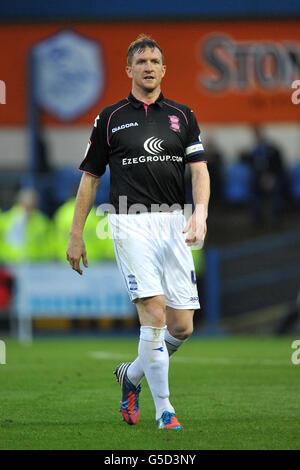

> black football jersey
[79,92,206,212]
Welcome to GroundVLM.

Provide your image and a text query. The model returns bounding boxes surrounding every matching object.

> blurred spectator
[53,197,115,263]
[0,188,54,262]
[223,155,253,205]
[0,266,14,310]
[245,127,287,224]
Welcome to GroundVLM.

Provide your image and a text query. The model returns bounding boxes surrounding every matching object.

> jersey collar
[127,92,164,109]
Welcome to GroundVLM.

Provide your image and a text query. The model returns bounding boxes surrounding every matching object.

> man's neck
[131,86,161,104]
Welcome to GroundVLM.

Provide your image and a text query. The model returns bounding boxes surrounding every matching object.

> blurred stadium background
[0,0,300,341]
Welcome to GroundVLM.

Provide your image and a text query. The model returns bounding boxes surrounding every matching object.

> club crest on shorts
[128,274,138,291]
[191,270,197,284]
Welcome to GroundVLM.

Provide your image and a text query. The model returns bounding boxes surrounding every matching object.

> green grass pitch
[0,335,299,450]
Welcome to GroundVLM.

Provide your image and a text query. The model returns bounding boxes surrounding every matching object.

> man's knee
[169,323,193,341]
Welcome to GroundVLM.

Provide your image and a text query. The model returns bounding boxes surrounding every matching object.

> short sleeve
[79,111,110,177]
[184,109,206,164]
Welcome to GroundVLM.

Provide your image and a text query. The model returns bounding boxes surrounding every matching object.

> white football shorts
[108,211,200,310]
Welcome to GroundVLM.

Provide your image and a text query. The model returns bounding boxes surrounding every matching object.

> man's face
[126,47,166,92]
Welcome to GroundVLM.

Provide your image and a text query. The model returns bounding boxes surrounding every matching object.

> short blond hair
[127,34,164,66]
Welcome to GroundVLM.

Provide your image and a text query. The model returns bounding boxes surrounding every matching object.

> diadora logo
[112,122,139,133]
[144,137,164,155]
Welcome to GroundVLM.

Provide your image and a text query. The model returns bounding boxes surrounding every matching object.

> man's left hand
[183,206,207,247]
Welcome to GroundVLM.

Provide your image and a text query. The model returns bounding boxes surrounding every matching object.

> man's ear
[126,66,132,78]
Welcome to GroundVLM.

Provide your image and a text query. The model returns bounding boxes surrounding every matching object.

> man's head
[126,34,166,95]
[127,34,164,66]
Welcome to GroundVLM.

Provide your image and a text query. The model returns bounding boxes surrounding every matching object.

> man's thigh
[109,213,164,300]
[135,295,166,327]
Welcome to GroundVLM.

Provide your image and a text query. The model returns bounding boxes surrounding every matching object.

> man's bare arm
[67,172,100,274]
[183,162,210,246]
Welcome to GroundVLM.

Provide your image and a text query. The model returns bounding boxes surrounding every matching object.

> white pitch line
[89,351,289,366]
[90,351,128,360]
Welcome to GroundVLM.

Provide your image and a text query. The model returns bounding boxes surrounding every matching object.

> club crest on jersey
[168,115,180,133]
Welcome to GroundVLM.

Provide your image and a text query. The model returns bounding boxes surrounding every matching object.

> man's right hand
[66,235,88,275]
